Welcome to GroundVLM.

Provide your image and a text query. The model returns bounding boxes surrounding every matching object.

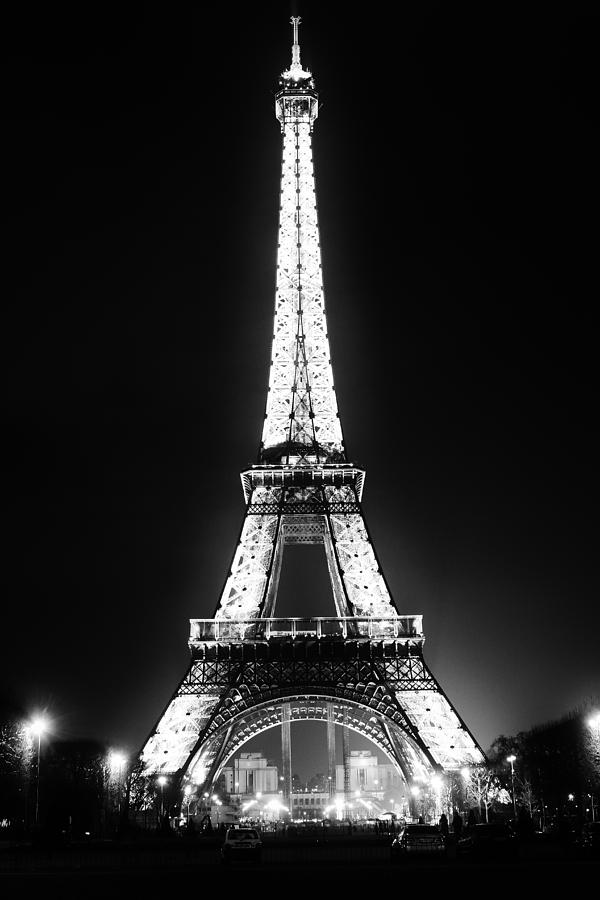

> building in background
[221,752,279,796]
[221,749,409,821]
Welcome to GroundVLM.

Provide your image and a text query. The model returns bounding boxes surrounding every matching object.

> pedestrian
[452,809,463,839]
[517,806,534,839]
[439,812,449,839]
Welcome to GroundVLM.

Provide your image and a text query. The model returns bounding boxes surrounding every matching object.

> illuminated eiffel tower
[134,17,485,818]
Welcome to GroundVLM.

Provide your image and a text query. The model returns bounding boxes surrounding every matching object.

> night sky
[2,3,599,780]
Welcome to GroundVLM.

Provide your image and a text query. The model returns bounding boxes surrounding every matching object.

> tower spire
[265,15,338,465]
[281,15,312,82]
[291,15,301,70]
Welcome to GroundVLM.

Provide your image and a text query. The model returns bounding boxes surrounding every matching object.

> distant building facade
[221,752,279,795]
[221,749,406,821]
[335,749,403,795]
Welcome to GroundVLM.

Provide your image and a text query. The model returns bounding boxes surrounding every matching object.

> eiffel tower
[134,17,485,818]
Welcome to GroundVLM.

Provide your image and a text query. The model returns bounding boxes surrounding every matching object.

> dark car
[221,826,262,864]
[391,824,446,861]
[457,822,518,858]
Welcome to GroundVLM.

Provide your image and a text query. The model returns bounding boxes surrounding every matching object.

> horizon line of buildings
[210,749,411,821]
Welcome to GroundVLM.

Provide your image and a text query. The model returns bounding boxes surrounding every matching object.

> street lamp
[109,751,127,815]
[110,751,126,775]
[410,785,421,820]
[28,715,49,827]
[588,713,600,821]
[588,712,600,733]
[158,775,168,819]
[507,755,517,818]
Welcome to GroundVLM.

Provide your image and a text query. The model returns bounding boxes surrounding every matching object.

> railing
[189,616,423,643]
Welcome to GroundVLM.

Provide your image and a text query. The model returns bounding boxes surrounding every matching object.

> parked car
[221,826,262,864]
[391,824,446,861]
[457,822,518,858]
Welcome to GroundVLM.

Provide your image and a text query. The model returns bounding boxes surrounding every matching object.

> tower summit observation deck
[134,18,485,808]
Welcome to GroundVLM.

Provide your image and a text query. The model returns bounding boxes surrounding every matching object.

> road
[1,852,598,897]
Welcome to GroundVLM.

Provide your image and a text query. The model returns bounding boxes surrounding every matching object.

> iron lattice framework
[136,18,485,804]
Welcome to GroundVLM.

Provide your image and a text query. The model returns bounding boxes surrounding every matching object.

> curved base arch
[184,689,434,798]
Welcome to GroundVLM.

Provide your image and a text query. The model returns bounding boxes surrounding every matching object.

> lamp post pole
[35,731,42,826]
[158,776,167,823]
[507,755,517,818]
[28,716,48,828]
[109,752,127,820]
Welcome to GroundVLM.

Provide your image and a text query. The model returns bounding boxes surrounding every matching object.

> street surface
[1,835,598,897]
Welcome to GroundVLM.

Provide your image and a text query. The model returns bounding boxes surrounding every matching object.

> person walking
[439,812,449,841]
[452,810,463,839]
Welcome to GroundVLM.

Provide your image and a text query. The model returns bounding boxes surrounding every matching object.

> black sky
[2,3,599,778]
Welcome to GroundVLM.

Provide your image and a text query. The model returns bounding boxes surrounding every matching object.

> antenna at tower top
[291,15,302,69]
[281,14,312,82]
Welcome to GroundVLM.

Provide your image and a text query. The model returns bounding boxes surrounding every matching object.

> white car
[221,826,263,864]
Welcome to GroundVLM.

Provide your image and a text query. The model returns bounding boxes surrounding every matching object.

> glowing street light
[588,712,600,733]
[158,775,168,819]
[213,797,223,827]
[109,751,127,775]
[265,798,289,821]
[109,751,127,815]
[28,715,49,826]
[409,784,422,821]
[506,755,517,818]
